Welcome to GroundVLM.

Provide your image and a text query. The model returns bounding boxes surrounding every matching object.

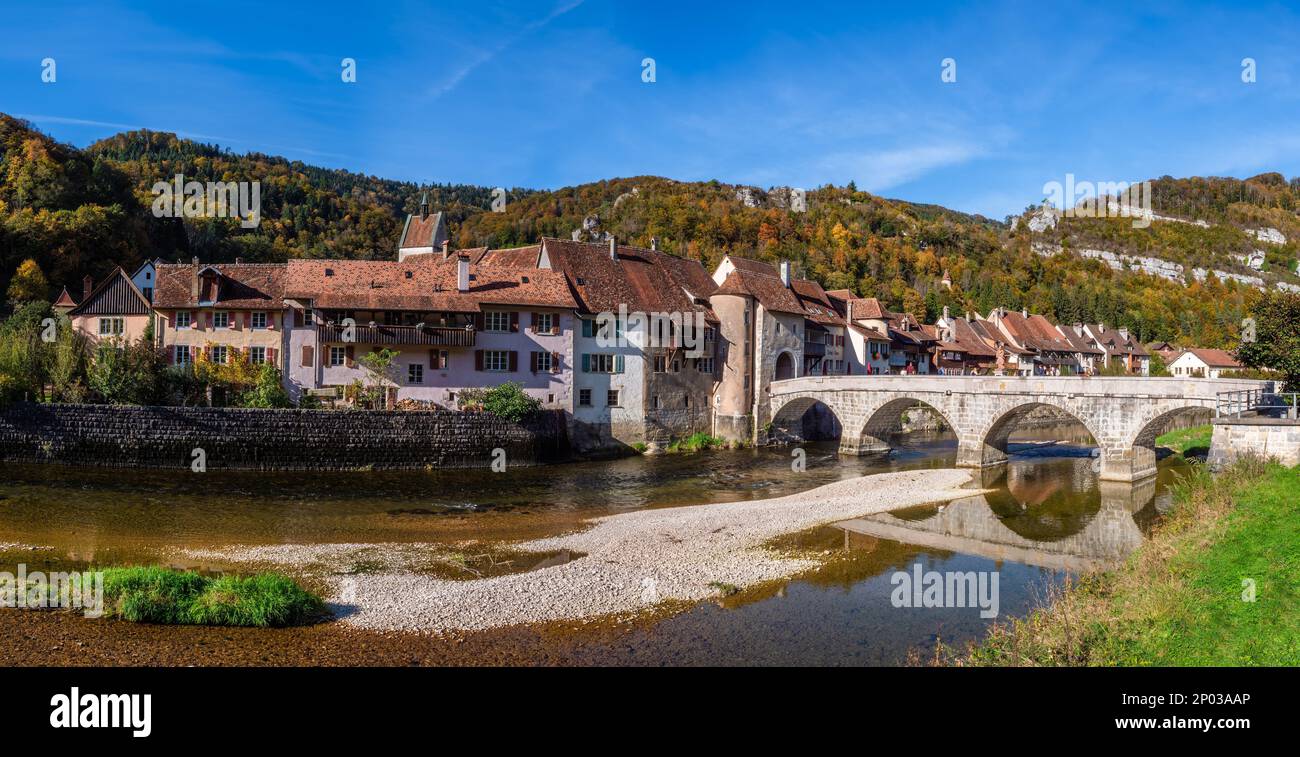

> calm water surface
[0,422,1192,665]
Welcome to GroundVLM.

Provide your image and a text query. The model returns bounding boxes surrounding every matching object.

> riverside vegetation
[957,457,1300,666]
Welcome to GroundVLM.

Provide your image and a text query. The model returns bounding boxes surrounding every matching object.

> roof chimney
[441,239,451,260]
[420,192,429,221]
[780,260,791,288]
[1119,327,1129,341]
[456,255,470,292]
[82,275,93,301]
[1021,308,1028,319]
[650,237,658,251]
[609,236,618,261]
[235,257,243,265]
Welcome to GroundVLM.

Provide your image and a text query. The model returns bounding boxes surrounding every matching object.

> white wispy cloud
[426,0,585,100]
[822,143,985,192]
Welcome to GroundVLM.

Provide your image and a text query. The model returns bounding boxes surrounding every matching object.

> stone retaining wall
[1209,418,1300,469]
[0,403,568,470]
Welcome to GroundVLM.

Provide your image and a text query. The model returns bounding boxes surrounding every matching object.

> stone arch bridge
[766,375,1266,482]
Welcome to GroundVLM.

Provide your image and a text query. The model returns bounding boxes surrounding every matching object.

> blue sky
[4,0,1300,219]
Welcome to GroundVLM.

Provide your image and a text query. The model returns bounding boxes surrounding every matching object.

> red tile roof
[154,263,287,310]
[1182,348,1241,368]
[284,256,576,312]
[539,238,717,320]
[53,286,77,309]
[399,211,446,249]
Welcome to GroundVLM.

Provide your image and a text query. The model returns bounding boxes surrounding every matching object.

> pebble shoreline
[187,469,979,632]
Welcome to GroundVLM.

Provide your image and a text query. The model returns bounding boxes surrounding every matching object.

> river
[0,422,1192,665]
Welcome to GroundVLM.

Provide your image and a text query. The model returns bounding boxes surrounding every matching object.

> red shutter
[301,345,313,367]
[189,312,197,330]
[509,312,519,332]
[429,349,437,369]
[345,345,355,367]
[202,312,209,329]
[439,350,448,369]
[531,313,540,333]
[268,312,277,331]
[530,351,539,373]
[167,346,175,365]
[474,350,484,371]
[235,312,244,331]
[551,351,561,373]
[294,309,304,328]
[508,351,518,372]
[267,347,277,365]
[474,313,485,331]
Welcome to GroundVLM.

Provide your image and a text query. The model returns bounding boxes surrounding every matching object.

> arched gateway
[765,375,1265,482]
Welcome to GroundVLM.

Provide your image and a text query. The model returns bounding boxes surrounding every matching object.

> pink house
[283,253,578,408]
[66,267,153,347]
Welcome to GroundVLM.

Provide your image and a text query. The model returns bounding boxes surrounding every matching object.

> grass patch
[666,433,730,453]
[1155,424,1212,456]
[708,581,741,597]
[102,566,326,627]
[960,457,1300,665]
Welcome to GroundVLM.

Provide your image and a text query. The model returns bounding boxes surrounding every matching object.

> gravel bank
[188,469,978,632]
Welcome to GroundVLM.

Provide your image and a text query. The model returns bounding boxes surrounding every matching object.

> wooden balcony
[317,323,476,347]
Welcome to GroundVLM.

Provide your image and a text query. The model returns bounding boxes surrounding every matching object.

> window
[533,351,553,372]
[408,364,424,384]
[175,311,191,329]
[484,311,510,332]
[654,355,667,373]
[143,287,153,301]
[98,317,124,336]
[213,312,230,329]
[533,313,554,334]
[174,346,191,366]
[251,312,267,330]
[578,389,592,407]
[698,357,715,374]
[210,346,228,364]
[652,395,661,409]
[330,346,346,366]
[484,350,509,372]
[607,390,620,407]
[583,354,623,373]
[250,346,266,365]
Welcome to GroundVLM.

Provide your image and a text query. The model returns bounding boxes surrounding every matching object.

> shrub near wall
[0,403,568,470]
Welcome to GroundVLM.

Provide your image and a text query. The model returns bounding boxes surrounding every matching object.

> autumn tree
[6,258,48,306]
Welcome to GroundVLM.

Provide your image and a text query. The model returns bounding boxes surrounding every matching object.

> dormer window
[325,268,335,277]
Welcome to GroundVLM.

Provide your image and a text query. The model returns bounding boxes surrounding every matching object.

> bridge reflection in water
[834,457,1163,572]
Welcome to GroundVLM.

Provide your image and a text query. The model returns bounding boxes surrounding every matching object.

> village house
[1169,348,1242,379]
[515,237,719,449]
[843,297,935,374]
[932,308,998,374]
[1083,323,1150,375]
[152,260,288,373]
[986,307,1080,375]
[827,290,892,375]
[1054,322,1108,374]
[65,267,153,347]
[282,250,577,409]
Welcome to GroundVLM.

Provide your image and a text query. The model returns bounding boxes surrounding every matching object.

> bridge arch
[856,397,958,454]
[1126,405,1213,479]
[965,400,1102,470]
[768,394,845,446]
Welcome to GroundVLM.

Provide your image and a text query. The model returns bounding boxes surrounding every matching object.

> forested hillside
[3,112,1293,349]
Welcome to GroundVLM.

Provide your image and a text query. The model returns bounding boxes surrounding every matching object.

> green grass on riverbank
[963,458,1300,666]
[1155,424,1212,456]
[102,567,326,627]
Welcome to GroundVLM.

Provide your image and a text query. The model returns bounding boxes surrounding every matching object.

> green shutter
[615,354,625,373]
[582,319,594,338]
[581,354,590,373]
